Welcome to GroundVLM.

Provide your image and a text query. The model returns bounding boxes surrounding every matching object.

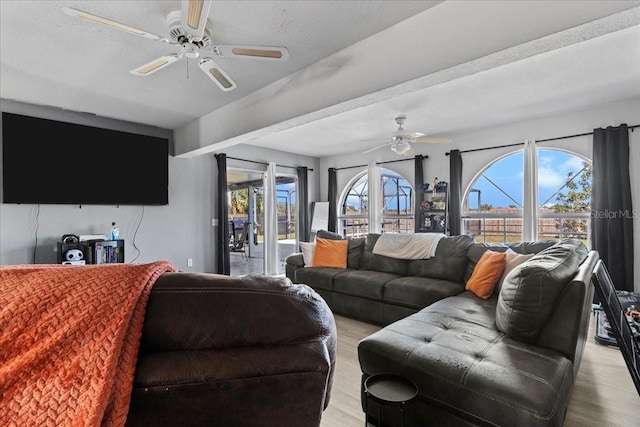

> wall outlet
[187,258,193,267]
[212,218,218,226]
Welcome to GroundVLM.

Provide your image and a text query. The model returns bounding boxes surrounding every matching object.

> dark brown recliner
[126,273,337,427]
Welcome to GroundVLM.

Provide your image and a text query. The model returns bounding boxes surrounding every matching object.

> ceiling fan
[62,0,289,92]
[363,115,452,155]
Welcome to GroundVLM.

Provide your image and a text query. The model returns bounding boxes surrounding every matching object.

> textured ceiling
[1,1,639,159]
[0,0,438,129]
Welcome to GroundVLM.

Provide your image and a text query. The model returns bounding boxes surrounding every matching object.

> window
[339,168,414,237]
[463,148,591,246]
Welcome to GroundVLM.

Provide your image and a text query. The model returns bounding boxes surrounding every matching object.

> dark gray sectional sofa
[285,233,599,427]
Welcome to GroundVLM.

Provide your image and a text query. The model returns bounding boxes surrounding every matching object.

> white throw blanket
[372,233,445,259]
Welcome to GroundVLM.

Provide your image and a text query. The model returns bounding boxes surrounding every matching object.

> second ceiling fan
[63,0,289,92]
[363,115,451,155]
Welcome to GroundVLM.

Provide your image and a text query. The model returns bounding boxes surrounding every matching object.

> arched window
[339,168,414,237]
[463,148,591,246]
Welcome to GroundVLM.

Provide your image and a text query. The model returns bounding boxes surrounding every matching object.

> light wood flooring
[320,313,640,427]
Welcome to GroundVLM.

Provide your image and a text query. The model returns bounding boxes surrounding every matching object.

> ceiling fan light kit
[391,141,411,155]
[62,0,289,92]
[362,115,452,155]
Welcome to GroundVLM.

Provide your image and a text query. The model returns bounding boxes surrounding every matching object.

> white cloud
[560,156,585,173]
[537,152,587,189]
[538,165,564,189]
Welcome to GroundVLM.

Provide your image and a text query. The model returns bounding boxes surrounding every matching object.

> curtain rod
[226,156,313,171]
[333,155,428,171]
[445,124,639,156]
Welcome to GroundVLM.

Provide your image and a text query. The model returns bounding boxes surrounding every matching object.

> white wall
[320,97,640,291]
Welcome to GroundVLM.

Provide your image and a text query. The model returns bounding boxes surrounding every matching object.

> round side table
[364,373,418,427]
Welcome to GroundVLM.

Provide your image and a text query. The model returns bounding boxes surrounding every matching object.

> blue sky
[467,150,589,209]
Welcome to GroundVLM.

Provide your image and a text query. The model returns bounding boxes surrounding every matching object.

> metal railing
[340,214,415,237]
[462,212,590,247]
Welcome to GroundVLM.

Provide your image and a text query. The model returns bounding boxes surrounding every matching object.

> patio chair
[230,222,250,260]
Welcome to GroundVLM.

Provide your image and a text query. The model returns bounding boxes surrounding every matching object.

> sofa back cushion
[495,239,589,344]
[316,229,344,240]
[347,237,366,269]
[361,233,408,275]
[406,234,474,283]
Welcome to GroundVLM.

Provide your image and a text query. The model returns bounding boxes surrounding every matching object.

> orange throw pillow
[312,237,348,268]
[466,250,507,299]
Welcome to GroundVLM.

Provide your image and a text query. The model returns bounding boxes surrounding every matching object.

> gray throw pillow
[316,229,344,240]
[495,239,588,343]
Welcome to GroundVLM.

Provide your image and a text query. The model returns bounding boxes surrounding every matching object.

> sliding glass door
[227,167,297,276]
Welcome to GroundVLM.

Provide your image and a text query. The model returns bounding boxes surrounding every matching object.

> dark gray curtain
[449,149,463,236]
[296,166,310,242]
[328,168,338,232]
[215,153,230,275]
[414,155,425,233]
[592,124,633,291]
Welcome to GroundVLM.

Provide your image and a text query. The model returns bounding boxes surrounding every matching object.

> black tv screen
[2,112,169,205]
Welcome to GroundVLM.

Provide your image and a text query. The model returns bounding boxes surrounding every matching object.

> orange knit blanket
[0,261,176,427]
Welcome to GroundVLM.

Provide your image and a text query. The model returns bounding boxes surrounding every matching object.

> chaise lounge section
[358,239,598,427]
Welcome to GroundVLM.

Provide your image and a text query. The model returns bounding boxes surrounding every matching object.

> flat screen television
[2,112,169,205]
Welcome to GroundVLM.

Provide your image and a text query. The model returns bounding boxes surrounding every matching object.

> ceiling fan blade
[360,138,392,144]
[199,58,237,91]
[130,55,181,76]
[408,132,426,139]
[413,136,452,144]
[214,44,290,61]
[363,143,391,154]
[62,7,165,41]
[181,0,212,40]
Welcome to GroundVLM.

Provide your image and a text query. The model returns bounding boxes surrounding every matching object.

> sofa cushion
[495,239,589,343]
[347,237,366,269]
[313,238,348,268]
[407,234,473,283]
[333,269,401,300]
[358,292,575,427]
[295,267,347,291]
[361,233,408,275]
[496,249,535,293]
[465,250,507,299]
[383,276,466,309]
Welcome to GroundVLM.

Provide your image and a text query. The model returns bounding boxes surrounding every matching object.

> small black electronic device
[592,260,640,395]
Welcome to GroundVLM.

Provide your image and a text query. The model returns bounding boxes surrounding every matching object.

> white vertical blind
[368,161,382,234]
[523,139,538,241]
[263,162,279,275]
